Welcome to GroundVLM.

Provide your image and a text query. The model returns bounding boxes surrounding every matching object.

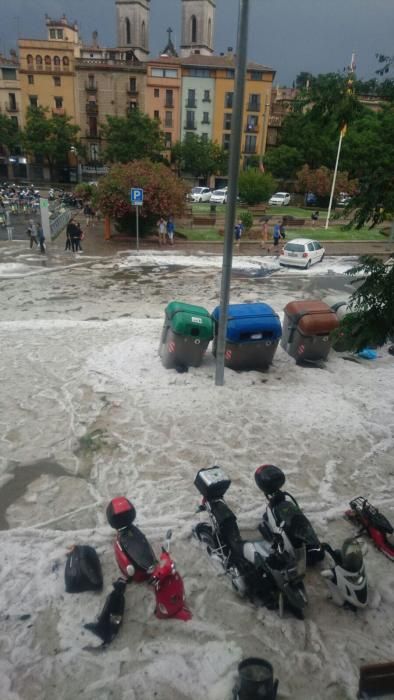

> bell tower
[180,0,216,57]
[116,0,150,61]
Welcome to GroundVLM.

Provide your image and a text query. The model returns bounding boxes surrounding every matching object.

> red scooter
[346,497,394,561]
[107,497,192,621]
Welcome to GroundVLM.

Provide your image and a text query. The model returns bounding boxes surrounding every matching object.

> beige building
[0,53,23,179]
[75,37,146,165]
[18,15,81,126]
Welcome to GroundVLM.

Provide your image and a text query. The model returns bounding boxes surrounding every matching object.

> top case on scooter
[194,466,231,500]
[255,465,285,497]
[107,497,136,530]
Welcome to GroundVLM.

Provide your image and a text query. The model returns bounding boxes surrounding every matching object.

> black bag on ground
[65,545,103,593]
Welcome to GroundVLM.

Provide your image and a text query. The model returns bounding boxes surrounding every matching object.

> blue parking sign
[131,188,144,205]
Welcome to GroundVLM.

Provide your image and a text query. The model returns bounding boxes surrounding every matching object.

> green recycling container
[159,301,214,369]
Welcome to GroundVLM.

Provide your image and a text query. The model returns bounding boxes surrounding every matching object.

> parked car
[269,191,291,206]
[279,238,325,269]
[188,187,212,203]
[305,192,318,206]
[210,188,228,204]
[336,192,352,207]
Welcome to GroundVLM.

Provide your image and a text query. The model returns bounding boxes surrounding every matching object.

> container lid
[284,300,339,334]
[212,302,278,321]
[170,311,214,340]
[166,301,210,320]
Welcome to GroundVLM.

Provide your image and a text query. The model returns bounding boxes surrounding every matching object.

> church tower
[116,0,150,61]
[180,0,216,57]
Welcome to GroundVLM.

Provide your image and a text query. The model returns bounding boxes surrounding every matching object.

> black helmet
[254,465,285,496]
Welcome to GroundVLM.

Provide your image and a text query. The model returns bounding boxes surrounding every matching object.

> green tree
[101,109,165,163]
[335,257,394,350]
[238,169,276,205]
[0,113,20,153]
[96,159,187,235]
[263,145,303,179]
[22,106,81,178]
[171,134,228,180]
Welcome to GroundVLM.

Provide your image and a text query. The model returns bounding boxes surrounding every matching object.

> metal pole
[215,0,250,386]
[325,129,344,230]
[136,205,140,251]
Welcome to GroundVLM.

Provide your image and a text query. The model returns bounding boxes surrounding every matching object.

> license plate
[287,252,298,257]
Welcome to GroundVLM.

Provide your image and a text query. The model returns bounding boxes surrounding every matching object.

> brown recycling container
[281,300,339,362]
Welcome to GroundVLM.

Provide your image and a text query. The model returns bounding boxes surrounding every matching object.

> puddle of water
[0,459,75,530]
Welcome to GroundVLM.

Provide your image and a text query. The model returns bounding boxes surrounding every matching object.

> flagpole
[325,128,344,230]
[259,98,270,171]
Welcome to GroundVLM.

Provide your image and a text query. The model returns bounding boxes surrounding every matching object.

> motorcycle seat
[119,525,157,572]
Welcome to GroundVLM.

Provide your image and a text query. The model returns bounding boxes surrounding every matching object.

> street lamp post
[215,0,251,386]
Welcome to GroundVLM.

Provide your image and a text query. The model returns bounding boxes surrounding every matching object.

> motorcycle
[106,496,191,621]
[346,496,394,561]
[321,538,368,609]
[193,467,307,619]
[254,464,324,567]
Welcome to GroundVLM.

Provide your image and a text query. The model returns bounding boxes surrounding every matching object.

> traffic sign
[131,188,144,206]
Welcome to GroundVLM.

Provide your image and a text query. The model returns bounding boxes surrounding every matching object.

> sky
[0,0,393,85]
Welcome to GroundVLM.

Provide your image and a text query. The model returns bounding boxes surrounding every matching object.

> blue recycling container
[212,303,282,370]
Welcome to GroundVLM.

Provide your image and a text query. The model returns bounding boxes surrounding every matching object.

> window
[154,88,160,97]
[2,68,17,80]
[8,93,17,110]
[54,76,61,86]
[165,89,173,107]
[202,112,210,124]
[203,89,211,102]
[89,117,98,137]
[225,92,233,108]
[141,21,146,47]
[56,29,63,39]
[29,96,38,108]
[185,111,195,129]
[129,101,137,111]
[54,96,63,109]
[244,135,257,154]
[63,56,69,68]
[208,18,212,45]
[129,77,137,92]
[226,69,235,78]
[35,55,43,69]
[88,74,95,88]
[165,111,173,128]
[28,74,34,84]
[222,134,231,151]
[246,115,258,131]
[191,15,197,43]
[250,71,263,81]
[26,54,33,66]
[154,110,160,120]
[313,242,322,250]
[44,55,51,66]
[223,113,232,130]
[125,18,131,45]
[189,68,210,78]
[165,132,172,148]
[49,29,56,39]
[151,68,177,78]
[53,56,61,71]
[248,94,261,111]
[187,89,196,108]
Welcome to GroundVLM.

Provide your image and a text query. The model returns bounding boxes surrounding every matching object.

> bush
[238,169,276,205]
[95,160,188,235]
[74,183,95,202]
[239,211,254,232]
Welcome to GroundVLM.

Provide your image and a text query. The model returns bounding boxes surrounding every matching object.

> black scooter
[193,466,308,619]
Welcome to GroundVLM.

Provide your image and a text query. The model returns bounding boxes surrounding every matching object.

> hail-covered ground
[0,240,393,700]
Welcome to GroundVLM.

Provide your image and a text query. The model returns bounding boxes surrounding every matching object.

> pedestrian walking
[157,217,166,246]
[73,222,84,252]
[84,202,94,228]
[280,218,286,240]
[166,216,175,246]
[273,223,281,255]
[234,219,244,249]
[37,223,46,254]
[311,210,319,224]
[65,220,73,251]
[26,225,38,248]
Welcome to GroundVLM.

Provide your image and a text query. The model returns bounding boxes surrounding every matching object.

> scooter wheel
[194,524,217,553]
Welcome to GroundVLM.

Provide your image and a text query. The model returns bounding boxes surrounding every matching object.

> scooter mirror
[166,529,172,541]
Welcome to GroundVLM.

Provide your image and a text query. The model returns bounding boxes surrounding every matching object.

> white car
[210,188,228,204]
[279,238,325,269]
[269,192,291,206]
[336,192,352,207]
[188,187,212,203]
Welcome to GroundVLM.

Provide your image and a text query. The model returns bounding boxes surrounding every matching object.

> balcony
[247,101,261,112]
[85,130,101,140]
[127,87,139,96]
[243,146,257,154]
[186,100,196,108]
[6,103,19,113]
[165,100,174,108]
[202,97,211,103]
[201,119,210,125]
[164,119,173,129]
[245,125,259,133]
[85,83,98,93]
[184,122,196,131]
[86,102,98,115]
[52,107,65,116]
